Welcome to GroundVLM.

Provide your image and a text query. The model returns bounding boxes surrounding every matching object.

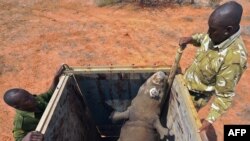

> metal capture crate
[36,66,206,141]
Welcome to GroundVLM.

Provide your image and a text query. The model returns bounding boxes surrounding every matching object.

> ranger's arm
[39,64,67,101]
[14,129,25,141]
[206,64,242,123]
[47,64,67,94]
[13,114,26,141]
[179,33,206,47]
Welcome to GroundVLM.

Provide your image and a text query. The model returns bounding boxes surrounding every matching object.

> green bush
[94,0,122,6]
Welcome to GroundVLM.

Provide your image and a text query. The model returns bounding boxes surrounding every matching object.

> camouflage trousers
[189,91,213,110]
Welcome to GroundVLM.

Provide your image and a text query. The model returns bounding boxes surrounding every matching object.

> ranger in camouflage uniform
[3,65,66,141]
[179,1,248,131]
[11,91,53,141]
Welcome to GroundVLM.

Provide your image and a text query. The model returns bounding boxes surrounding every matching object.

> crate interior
[44,71,170,141]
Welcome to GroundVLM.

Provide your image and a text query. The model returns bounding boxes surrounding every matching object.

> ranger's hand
[48,64,68,92]
[22,131,44,141]
[198,119,212,132]
[55,64,68,78]
[179,37,193,48]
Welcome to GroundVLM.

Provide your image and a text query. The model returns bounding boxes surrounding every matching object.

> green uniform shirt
[13,91,53,141]
[184,30,248,123]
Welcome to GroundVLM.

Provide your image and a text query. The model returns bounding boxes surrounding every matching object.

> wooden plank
[168,74,208,141]
[174,75,202,128]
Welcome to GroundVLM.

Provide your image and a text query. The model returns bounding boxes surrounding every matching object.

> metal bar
[64,66,171,74]
[160,46,185,115]
[35,75,69,134]
[166,46,185,95]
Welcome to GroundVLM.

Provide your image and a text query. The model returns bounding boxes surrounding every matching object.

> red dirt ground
[0,0,249,141]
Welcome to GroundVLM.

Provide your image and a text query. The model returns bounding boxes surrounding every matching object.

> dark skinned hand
[48,64,69,92]
[179,37,193,48]
[198,119,212,133]
[22,131,44,141]
[55,64,68,78]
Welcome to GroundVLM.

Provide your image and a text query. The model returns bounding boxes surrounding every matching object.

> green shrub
[94,0,122,7]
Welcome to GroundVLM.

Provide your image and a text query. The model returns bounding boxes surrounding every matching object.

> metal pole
[167,45,185,96]
[160,45,186,116]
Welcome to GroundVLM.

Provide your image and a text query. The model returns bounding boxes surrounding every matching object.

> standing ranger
[179,1,248,131]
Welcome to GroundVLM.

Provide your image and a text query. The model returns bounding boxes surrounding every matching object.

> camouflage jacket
[184,30,248,123]
[13,91,53,141]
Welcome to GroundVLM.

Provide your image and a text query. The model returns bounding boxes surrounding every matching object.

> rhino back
[119,121,159,141]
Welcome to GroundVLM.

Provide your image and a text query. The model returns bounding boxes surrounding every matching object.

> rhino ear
[152,72,166,85]
[149,87,159,98]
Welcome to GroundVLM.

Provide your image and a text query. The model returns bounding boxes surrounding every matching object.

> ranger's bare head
[3,88,37,112]
[208,1,243,45]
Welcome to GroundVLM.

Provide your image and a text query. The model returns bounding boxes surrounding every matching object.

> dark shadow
[168,135,175,141]
[100,137,119,141]
[161,134,175,141]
